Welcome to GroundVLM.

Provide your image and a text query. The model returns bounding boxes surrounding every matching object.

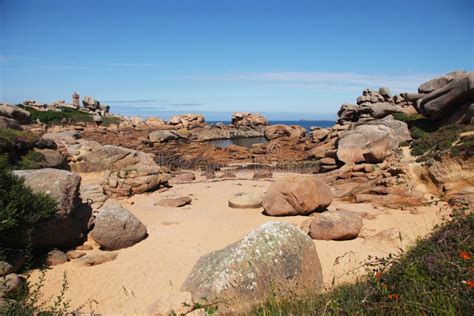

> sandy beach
[29,171,451,315]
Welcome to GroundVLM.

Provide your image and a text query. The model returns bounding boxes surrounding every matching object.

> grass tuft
[251,209,473,315]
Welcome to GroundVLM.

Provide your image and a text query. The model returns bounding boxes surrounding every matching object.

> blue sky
[1,0,472,120]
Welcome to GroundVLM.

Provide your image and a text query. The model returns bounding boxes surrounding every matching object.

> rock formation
[231,112,268,127]
[102,164,170,197]
[416,70,474,124]
[0,104,31,124]
[11,169,91,249]
[181,222,323,311]
[262,175,333,216]
[168,114,205,130]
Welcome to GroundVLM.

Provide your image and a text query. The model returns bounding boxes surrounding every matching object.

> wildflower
[462,280,474,289]
[374,271,382,279]
[388,293,400,300]
[459,250,471,260]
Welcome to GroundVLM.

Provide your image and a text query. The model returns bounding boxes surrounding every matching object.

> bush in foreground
[0,155,57,247]
[251,210,473,315]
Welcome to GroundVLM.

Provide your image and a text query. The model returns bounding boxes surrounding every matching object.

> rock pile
[82,96,110,115]
[338,87,404,124]
[0,103,31,127]
[168,114,205,129]
[231,112,268,127]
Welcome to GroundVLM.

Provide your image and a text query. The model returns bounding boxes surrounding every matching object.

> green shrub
[251,210,474,315]
[102,115,123,127]
[0,128,37,144]
[16,150,45,170]
[4,269,71,315]
[0,155,57,246]
[409,123,469,157]
[392,112,424,123]
[23,106,93,125]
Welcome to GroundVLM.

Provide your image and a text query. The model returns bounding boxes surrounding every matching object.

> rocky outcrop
[0,116,21,130]
[307,210,363,240]
[148,129,189,143]
[337,117,410,164]
[143,117,168,129]
[11,169,91,249]
[262,175,333,216]
[91,200,147,250]
[181,222,323,311]
[102,164,170,197]
[64,139,158,173]
[416,71,474,123]
[231,112,268,127]
[82,96,100,111]
[34,148,66,168]
[80,183,108,210]
[264,124,306,141]
[168,114,205,130]
[0,104,31,124]
[337,87,421,124]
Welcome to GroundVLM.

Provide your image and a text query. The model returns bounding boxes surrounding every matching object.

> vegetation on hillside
[393,113,473,160]
[252,208,473,315]
[20,106,94,125]
[18,105,122,126]
[0,128,47,170]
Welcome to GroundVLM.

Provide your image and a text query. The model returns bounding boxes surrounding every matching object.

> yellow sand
[29,171,451,315]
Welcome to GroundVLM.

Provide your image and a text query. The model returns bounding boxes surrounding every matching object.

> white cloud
[186,71,439,92]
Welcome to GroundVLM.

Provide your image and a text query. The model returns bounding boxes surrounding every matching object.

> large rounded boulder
[336,121,407,164]
[417,71,474,123]
[91,200,147,250]
[308,210,363,240]
[181,221,323,311]
[262,175,333,216]
[11,169,91,249]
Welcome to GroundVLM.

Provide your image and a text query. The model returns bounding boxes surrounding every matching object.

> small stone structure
[72,92,80,108]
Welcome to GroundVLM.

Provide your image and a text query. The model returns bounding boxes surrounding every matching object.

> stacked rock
[168,114,205,129]
[231,112,268,127]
